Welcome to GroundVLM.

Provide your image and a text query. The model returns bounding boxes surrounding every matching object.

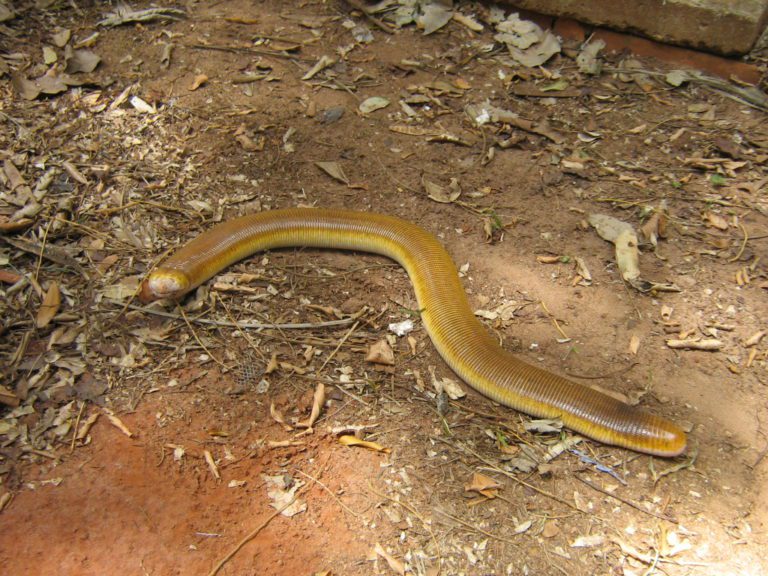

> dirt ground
[1,2,768,575]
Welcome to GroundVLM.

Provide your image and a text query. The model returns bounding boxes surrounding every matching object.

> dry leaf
[11,72,40,100]
[571,534,606,548]
[297,383,325,429]
[453,12,483,32]
[743,331,765,348]
[76,413,99,440]
[62,161,88,184]
[464,472,502,498]
[704,211,729,230]
[359,96,389,114]
[65,49,101,73]
[429,366,465,399]
[541,520,561,538]
[263,474,306,517]
[338,435,391,453]
[36,281,61,328]
[315,161,349,185]
[576,39,605,75]
[269,401,293,431]
[589,214,642,283]
[204,450,220,479]
[302,55,336,80]
[424,176,461,203]
[574,257,592,285]
[372,543,405,575]
[265,352,279,374]
[366,339,395,366]
[102,408,133,437]
[189,74,208,91]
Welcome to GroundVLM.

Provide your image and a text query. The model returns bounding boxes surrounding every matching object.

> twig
[69,401,86,454]
[574,474,678,524]
[295,469,369,518]
[317,320,360,374]
[177,305,226,368]
[435,508,518,545]
[539,300,570,340]
[344,0,395,34]
[434,437,583,514]
[118,301,367,330]
[1,236,88,278]
[216,294,267,363]
[206,492,300,576]
[728,222,749,262]
[565,362,638,380]
[367,482,442,574]
[184,43,311,61]
[34,219,53,283]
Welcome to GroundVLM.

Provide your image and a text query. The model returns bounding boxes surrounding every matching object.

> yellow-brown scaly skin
[140,208,687,457]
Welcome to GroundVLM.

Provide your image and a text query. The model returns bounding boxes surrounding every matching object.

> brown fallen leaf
[268,440,305,449]
[102,408,134,437]
[302,55,336,80]
[96,254,119,274]
[338,435,391,454]
[189,73,208,91]
[372,543,405,576]
[75,412,99,440]
[464,472,502,498]
[265,352,279,374]
[423,176,461,204]
[541,519,561,538]
[270,401,293,431]
[0,492,12,513]
[366,339,395,366]
[297,383,325,429]
[62,161,88,185]
[204,450,220,480]
[0,269,23,284]
[589,213,642,284]
[65,48,101,73]
[315,161,349,185]
[36,281,61,328]
[704,211,729,230]
[0,217,34,233]
[0,385,20,407]
[743,331,765,348]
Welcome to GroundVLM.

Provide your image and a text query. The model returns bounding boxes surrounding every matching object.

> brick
[553,17,763,85]
[502,0,768,56]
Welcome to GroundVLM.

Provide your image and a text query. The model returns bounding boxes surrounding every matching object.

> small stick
[121,302,366,330]
[317,320,360,374]
[206,492,301,576]
[69,401,86,454]
[435,508,518,545]
[575,475,678,524]
[368,481,442,573]
[34,219,54,283]
[177,305,226,368]
[728,222,749,263]
[344,0,395,34]
[437,437,583,514]
[295,469,369,518]
[539,300,570,340]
